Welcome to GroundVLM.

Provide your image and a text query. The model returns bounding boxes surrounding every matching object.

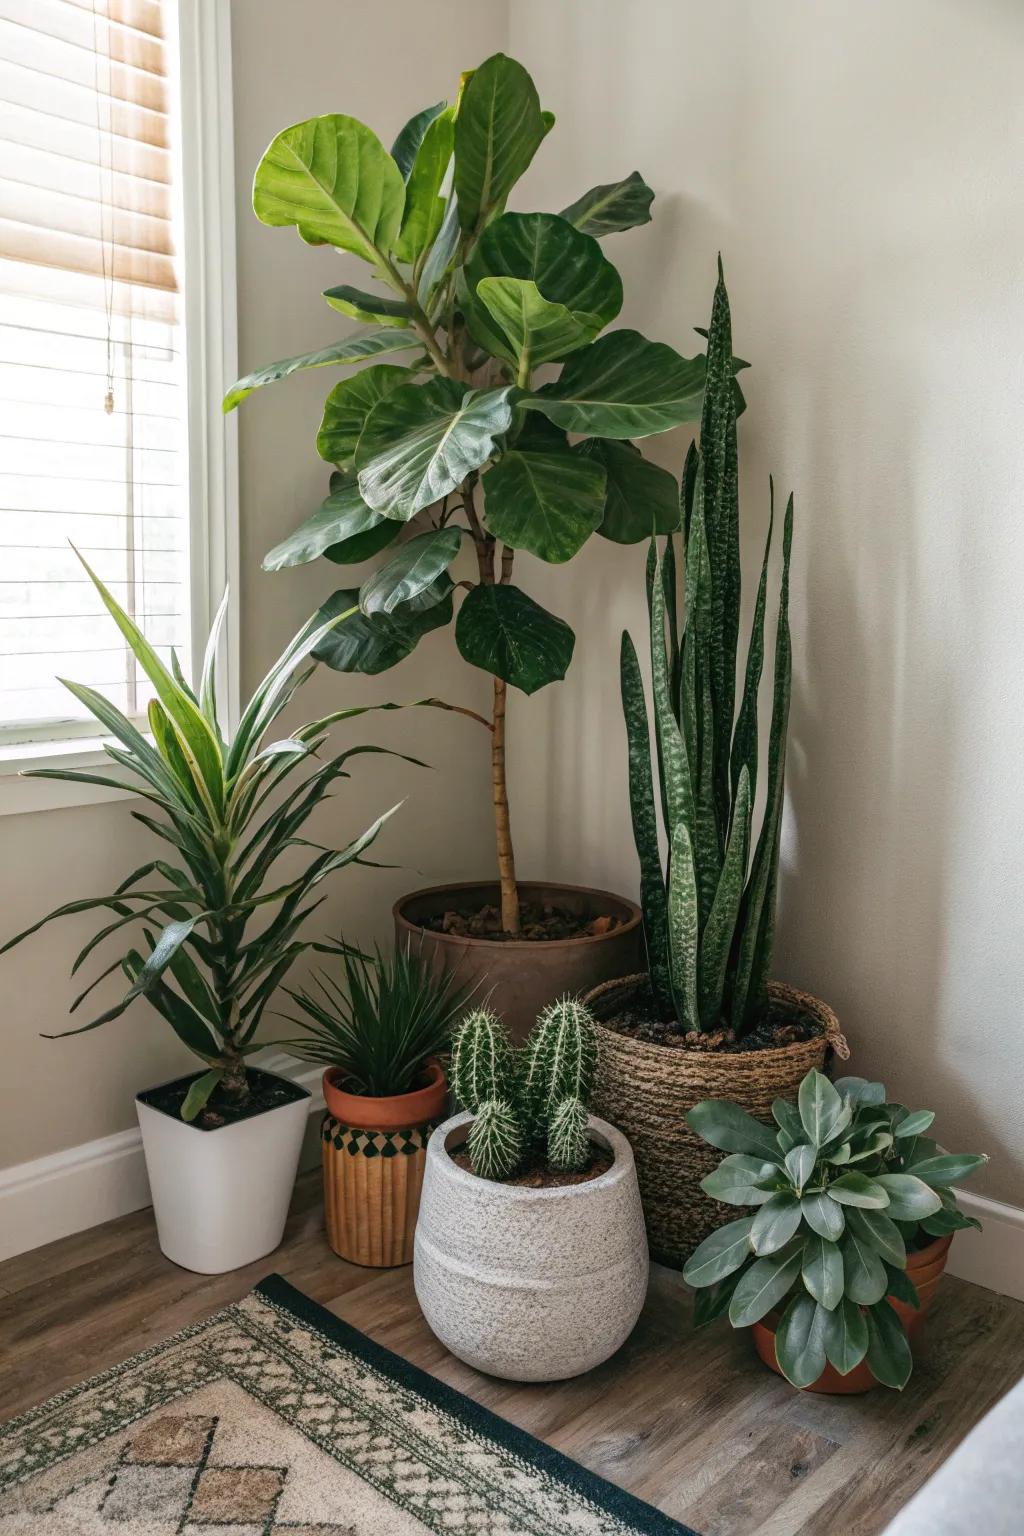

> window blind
[0,0,189,737]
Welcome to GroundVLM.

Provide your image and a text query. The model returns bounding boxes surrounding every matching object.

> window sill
[0,736,139,818]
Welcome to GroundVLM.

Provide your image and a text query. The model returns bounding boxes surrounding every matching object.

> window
[0,0,237,801]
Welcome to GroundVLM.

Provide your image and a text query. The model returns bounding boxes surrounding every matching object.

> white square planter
[136,1072,310,1274]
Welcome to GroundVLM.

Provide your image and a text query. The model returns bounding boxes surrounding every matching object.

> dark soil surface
[419,900,621,943]
[597,981,822,1054]
[450,1143,614,1187]
[137,1067,309,1131]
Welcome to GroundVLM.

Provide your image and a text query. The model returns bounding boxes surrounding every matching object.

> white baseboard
[945,1190,1024,1302]
[0,1053,324,1264]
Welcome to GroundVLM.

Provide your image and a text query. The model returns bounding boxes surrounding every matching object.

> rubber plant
[1,557,408,1121]
[225,52,730,935]
[621,263,784,1036]
[682,1069,988,1388]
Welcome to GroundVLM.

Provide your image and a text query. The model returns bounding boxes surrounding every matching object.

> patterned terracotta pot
[320,1063,447,1268]
[752,1234,954,1393]
[413,1111,649,1381]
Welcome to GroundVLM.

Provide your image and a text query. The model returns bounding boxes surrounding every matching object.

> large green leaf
[909,1153,988,1188]
[453,53,547,236]
[482,447,605,562]
[390,100,445,179]
[873,1173,943,1222]
[252,113,405,261]
[798,1069,845,1148]
[476,277,602,371]
[750,1191,802,1256]
[701,1153,777,1207]
[356,378,514,521]
[455,583,574,694]
[263,477,396,571]
[394,107,455,263]
[686,1099,780,1162]
[841,1228,889,1305]
[823,1297,869,1375]
[729,1248,803,1328]
[316,365,411,468]
[313,583,453,674]
[775,1293,828,1389]
[828,1172,891,1209]
[359,528,462,616]
[577,438,679,544]
[559,171,655,238]
[801,1191,845,1241]
[525,330,706,438]
[865,1300,913,1389]
[321,285,412,327]
[803,1234,844,1310]
[847,1207,906,1268]
[223,330,420,411]
[682,1215,754,1287]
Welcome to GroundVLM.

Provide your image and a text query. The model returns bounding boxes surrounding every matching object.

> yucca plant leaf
[846,1206,906,1268]
[686,1099,781,1162]
[775,1293,828,1388]
[180,1069,224,1123]
[750,1191,802,1256]
[682,1215,754,1287]
[620,631,670,1012]
[667,822,699,1031]
[872,1173,943,1221]
[199,587,230,736]
[865,1300,913,1389]
[802,1233,844,1310]
[822,1296,869,1375]
[122,952,222,1058]
[728,1247,803,1329]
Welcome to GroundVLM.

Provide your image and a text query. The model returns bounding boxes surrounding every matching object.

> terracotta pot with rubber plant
[281,945,472,1268]
[683,1066,988,1393]
[231,57,709,1043]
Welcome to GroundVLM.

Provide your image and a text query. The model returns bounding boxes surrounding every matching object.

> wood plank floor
[1,1171,1021,1535]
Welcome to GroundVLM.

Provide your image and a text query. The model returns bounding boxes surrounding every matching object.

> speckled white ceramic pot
[413,1111,649,1381]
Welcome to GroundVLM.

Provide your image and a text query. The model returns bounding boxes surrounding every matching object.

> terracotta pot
[320,1063,447,1268]
[394,881,643,1042]
[584,973,848,1267]
[752,1234,954,1394]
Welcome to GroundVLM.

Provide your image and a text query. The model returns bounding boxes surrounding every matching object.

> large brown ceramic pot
[394,881,643,1042]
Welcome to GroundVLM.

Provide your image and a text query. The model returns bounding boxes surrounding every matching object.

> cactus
[547,1097,590,1173]
[468,1098,523,1180]
[521,997,597,1140]
[450,1006,518,1113]
[621,261,794,1038]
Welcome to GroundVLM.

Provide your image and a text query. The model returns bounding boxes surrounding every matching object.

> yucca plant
[622,263,788,1036]
[683,1068,987,1388]
[279,942,472,1097]
[1,554,409,1121]
[450,998,598,1179]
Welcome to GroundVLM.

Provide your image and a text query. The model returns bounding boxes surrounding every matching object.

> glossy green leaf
[784,1144,816,1195]
[751,1191,802,1256]
[667,822,698,1031]
[682,1215,754,1287]
[525,329,706,438]
[578,438,679,544]
[865,1300,913,1389]
[823,1296,869,1375]
[728,1248,803,1329]
[223,330,420,411]
[394,106,454,262]
[356,378,514,521]
[477,277,602,370]
[920,1206,982,1237]
[775,1293,828,1388]
[390,100,445,179]
[693,1271,742,1329]
[313,583,453,674]
[846,1206,906,1268]
[798,1069,845,1148]
[773,1098,804,1142]
[687,1099,780,1162]
[454,583,574,694]
[833,1076,886,1106]
[701,1153,777,1207]
[893,1109,936,1139]
[359,528,462,616]
[884,1265,921,1309]
[559,170,654,238]
[801,1191,846,1241]
[620,631,671,1012]
[316,365,411,468]
[828,1172,891,1209]
[873,1173,943,1221]
[253,113,405,260]
[180,1068,223,1123]
[841,1228,889,1305]
[803,1233,844,1310]
[482,447,605,562]
[454,53,547,235]
[263,477,395,572]
[909,1153,988,1188]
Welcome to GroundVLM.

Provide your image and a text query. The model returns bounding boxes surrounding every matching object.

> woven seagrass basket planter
[585,974,848,1269]
[320,1063,447,1268]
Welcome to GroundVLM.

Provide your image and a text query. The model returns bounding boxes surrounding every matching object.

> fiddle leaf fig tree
[227,52,720,934]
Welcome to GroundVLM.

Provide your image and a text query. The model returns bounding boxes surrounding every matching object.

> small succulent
[449,998,598,1180]
[683,1068,988,1389]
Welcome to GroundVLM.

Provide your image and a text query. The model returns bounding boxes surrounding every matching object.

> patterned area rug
[0,1274,696,1535]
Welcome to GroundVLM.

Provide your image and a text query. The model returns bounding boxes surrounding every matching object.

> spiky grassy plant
[280,942,471,1097]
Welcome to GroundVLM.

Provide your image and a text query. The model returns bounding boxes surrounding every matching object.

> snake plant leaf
[359,528,462,616]
[798,1069,845,1148]
[667,821,699,1031]
[651,548,693,841]
[577,438,679,543]
[321,285,413,328]
[620,631,671,1012]
[841,1228,889,1305]
[393,106,454,262]
[252,113,405,260]
[865,1299,913,1389]
[846,1206,907,1269]
[728,1247,803,1329]
[223,330,421,411]
[784,1143,816,1195]
[698,764,751,1028]
[559,170,654,238]
[317,366,412,469]
[526,330,706,439]
[680,493,720,928]
[313,583,453,674]
[390,100,446,179]
[751,1191,803,1256]
[455,583,574,694]
[828,1172,891,1209]
[263,477,397,571]
[686,1099,781,1163]
[893,1108,936,1139]
[730,492,772,806]
[823,1296,869,1375]
[872,1173,943,1221]
[801,1192,846,1241]
[356,379,515,521]
[802,1233,844,1310]
[909,1153,988,1187]
[775,1293,828,1388]
[682,1215,754,1287]
[476,277,603,370]
[454,53,547,236]
[482,446,605,561]
[701,1153,778,1206]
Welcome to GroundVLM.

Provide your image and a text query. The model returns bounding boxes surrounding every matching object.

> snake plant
[621,264,788,1036]
[683,1069,988,1388]
[450,998,598,1178]
[1,555,408,1121]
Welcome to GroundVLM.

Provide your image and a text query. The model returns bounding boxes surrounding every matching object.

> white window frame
[0,0,239,818]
